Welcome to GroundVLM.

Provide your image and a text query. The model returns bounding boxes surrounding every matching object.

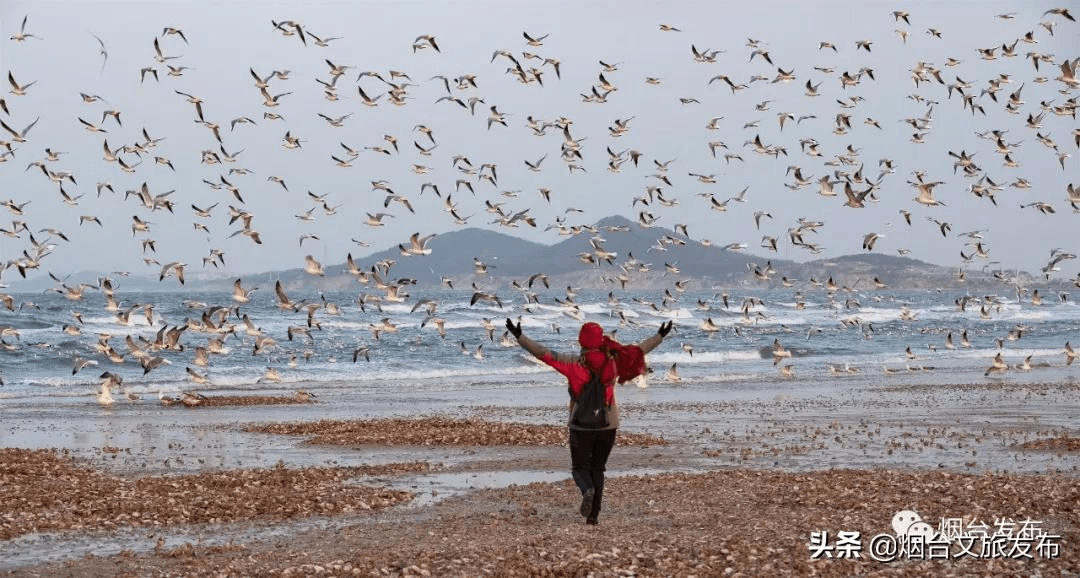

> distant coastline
[4,216,1070,294]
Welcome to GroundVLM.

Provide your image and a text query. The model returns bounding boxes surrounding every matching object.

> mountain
[789,253,946,290]
[5,216,1057,294]
[259,218,1062,293]
[347,226,549,283]
[344,214,797,290]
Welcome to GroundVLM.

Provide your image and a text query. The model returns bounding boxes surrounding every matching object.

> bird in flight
[10,15,41,42]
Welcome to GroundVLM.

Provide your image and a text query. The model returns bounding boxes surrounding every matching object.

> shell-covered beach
[3,377,1078,577]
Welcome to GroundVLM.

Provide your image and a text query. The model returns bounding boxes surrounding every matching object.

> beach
[3,377,1078,577]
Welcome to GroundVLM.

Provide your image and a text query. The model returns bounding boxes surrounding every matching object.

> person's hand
[505,318,522,338]
[658,321,673,338]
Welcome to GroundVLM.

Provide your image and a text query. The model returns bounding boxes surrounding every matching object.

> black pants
[569,428,617,520]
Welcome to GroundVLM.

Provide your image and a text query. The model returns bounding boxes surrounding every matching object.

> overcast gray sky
[0,0,1077,286]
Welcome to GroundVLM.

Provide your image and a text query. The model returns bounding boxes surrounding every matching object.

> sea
[1,284,1078,410]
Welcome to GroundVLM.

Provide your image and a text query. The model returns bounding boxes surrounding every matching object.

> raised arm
[507,318,581,371]
[636,320,673,354]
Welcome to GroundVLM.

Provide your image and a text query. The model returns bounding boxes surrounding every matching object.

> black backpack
[570,368,609,429]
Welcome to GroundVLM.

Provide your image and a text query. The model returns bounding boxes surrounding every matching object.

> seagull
[274,281,297,311]
[232,278,257,303]
[984,352,1008,376]
[78,117,108,133]
[161,26,188,43]
[524,154,547,172]
[88,32,108,73]
[357,85,383,107]
[308,32,341,48]
[470,290,504,308]
[522,31,549,46]
[925,217,951,237]
[913,181,946,206]
[843,182,872,208]
[317,112,352,127]
[96,382,115,406]
[178,391,208,407]
[152,37,181,63]
[352,345,371,362]
[261,87,292,107]
[10,15,42,42]
[466,342,485,360]
[487,105,508,129]
[287,325,314,342]
[282,131,304,149]
[1043,7,1075,22]
[159,261,186,285]
[72,356,98,375]
[1021,202,1056,215]
[304,255,325,276]
[267,175,288,191]
[771,339,792,365]
[141,355,172,375]
[365,212,394,227]
[0,116,39,142]
[186,367,210,385]
[414,33,440,52]
[369,318,399,340]
[399,232,436,256]
[191,345,211,367]
[190,202,220,219]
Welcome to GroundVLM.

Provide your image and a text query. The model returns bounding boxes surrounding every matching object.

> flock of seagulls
[0,7,1077,401]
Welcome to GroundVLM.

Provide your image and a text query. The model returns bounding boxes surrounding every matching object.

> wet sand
[2,380,1079,576]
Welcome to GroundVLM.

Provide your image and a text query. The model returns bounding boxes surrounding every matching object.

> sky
[0,0,1077,288]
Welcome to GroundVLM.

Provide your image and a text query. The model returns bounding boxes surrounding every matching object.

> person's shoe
[586,517,598,525]
[579,488,595,517]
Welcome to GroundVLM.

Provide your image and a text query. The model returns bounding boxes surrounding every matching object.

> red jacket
[515,332,665,430]
[538,351,618,405]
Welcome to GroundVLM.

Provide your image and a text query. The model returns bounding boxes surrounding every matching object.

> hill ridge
[5,215,1053,293]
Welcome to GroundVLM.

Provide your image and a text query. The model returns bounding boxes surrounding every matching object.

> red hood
[578,322,604,350]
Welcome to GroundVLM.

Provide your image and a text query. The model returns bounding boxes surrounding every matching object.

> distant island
[6,215,1068,295]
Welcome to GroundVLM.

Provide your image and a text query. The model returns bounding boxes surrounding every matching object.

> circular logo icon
[891,510,922,535]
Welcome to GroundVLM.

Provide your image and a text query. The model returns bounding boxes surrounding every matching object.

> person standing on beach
[505,318,673,524]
